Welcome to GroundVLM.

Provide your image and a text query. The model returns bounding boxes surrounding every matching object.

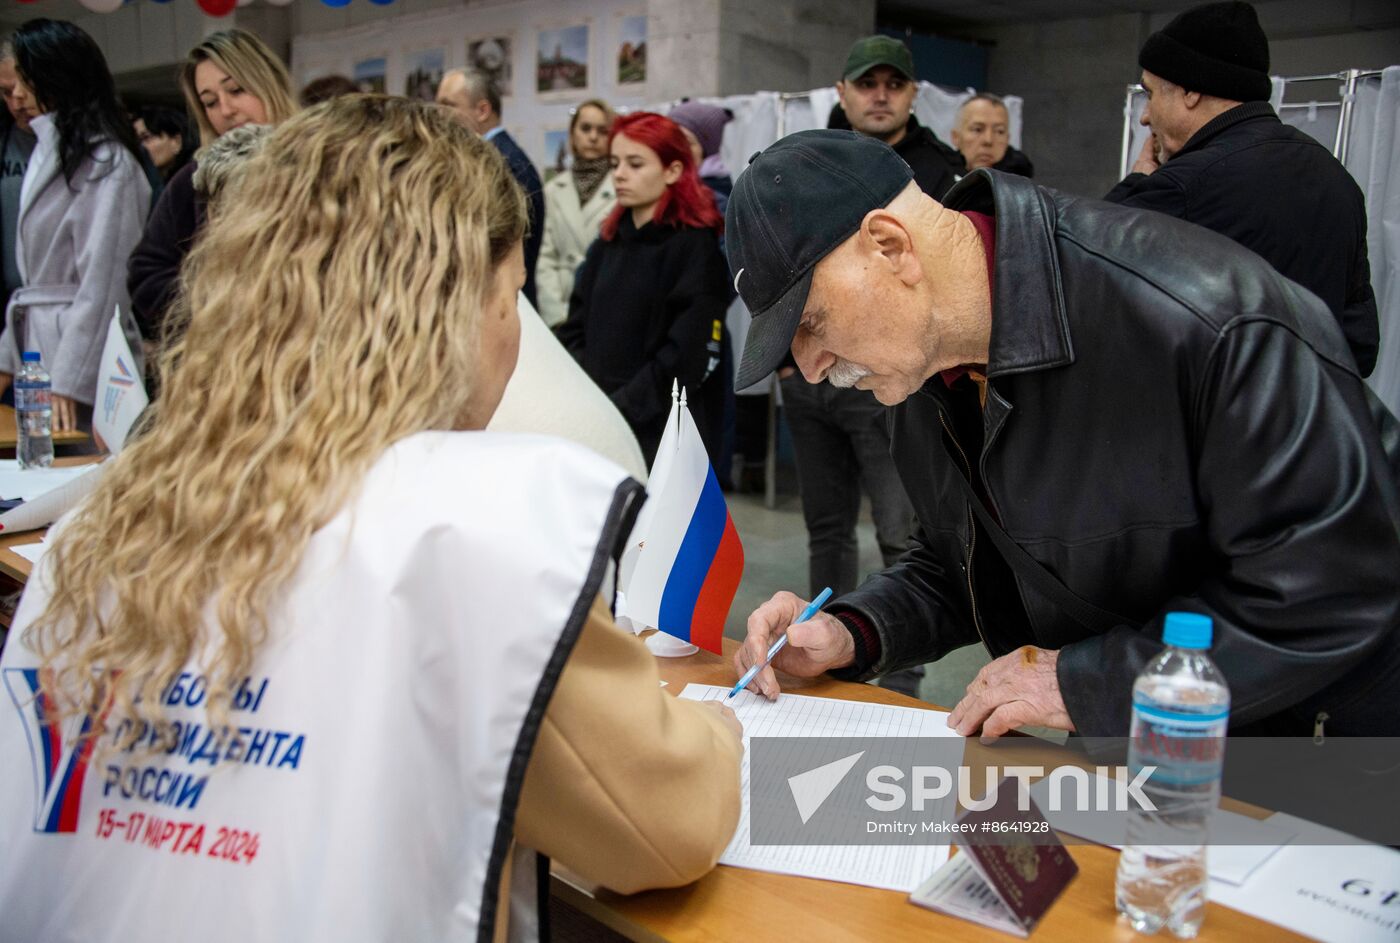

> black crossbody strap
[948,468,1130,635]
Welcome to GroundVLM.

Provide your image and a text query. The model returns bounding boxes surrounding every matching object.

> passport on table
[909,779,1078,936]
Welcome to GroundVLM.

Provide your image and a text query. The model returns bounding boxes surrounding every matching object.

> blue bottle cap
[21,351,40,363]
[1163,611,1213,649]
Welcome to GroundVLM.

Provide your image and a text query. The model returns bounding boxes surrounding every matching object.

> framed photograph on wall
[536,24,589,96]
[403,46,445,102]
[542,128,570,181]
[617,15,646,86]
[467,36,514,99]
[352,56,388,94]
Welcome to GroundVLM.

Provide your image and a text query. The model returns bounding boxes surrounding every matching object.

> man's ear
[1182,88,1203,109]
[860,209,922,287]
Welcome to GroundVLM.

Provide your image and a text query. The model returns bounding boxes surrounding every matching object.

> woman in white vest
[535,99,616,327]
[0,96,741,942]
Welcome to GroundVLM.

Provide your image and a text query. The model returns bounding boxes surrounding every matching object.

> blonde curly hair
[25,95,526,744]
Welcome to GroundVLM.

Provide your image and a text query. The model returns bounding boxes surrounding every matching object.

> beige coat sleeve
[515,597,743,894]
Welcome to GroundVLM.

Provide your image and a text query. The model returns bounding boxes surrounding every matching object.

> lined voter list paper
[680,683,959,892]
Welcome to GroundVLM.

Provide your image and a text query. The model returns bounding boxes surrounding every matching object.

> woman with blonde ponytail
[0,95,740,943]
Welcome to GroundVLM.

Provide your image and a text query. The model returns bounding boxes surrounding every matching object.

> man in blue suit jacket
[438,68,545,307]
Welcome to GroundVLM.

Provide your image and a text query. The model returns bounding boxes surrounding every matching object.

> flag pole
[644,377,701,658]
[675,382,684,445]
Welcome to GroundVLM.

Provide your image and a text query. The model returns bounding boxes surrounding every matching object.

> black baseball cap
[726,129,914,390]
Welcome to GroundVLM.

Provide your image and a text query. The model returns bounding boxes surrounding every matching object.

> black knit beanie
[1139,1,1271,102]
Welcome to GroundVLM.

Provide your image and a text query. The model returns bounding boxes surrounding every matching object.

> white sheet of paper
[680,683,958,892]
[1027,772,1294,885]
[10,541,46,566]
[910,853,1025,936]
[0,462,104,533]
[1208,814,1400,943]
[0,462,96,501]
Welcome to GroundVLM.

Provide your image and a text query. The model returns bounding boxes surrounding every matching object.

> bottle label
[1130,698,1227,786]
[15,383,51,412]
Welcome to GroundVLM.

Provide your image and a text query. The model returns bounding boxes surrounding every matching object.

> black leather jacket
[833,170,1400,738]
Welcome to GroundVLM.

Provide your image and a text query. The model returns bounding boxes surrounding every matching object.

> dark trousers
[781,377,924,696]
[781,376,916,593]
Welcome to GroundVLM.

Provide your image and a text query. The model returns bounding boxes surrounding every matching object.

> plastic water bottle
[1115,612,1229,939]
[14,350,54,469]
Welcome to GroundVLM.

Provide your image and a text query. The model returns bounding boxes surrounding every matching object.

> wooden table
[0,403,91,450]
[0,528,44,584]
[553,638,1309,943]
[0,455,101,585]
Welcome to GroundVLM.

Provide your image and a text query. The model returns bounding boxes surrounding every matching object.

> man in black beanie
[1105,0,1378,377]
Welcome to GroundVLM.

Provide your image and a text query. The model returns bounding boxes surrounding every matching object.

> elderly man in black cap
[1105,0,1377,376]
[769,33,964,699]
[725,128,1400,740]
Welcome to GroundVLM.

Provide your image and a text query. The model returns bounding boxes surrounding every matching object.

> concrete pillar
[647,0,874,100]
[647,0,725,101]
[975,12,1148,196]
[718,0,875,96]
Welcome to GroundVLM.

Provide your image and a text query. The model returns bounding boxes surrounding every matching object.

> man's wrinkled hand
[733,591,853,700]
[946,646,1075,742]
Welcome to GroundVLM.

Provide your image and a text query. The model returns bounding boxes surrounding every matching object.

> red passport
[910,778,1078,936]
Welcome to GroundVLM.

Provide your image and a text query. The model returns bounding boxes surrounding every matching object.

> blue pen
[728,587,834,699]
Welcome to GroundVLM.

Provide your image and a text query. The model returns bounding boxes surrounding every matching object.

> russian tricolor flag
[620,385,744,654]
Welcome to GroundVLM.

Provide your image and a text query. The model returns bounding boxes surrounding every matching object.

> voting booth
[1120,66,1400,420]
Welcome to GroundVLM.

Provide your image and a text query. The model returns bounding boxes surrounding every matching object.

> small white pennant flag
[616,381,682,634]
[93,308,148,454]
[617,382,743,654]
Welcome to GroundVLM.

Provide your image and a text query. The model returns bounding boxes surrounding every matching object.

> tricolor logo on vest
[3,668,111,833]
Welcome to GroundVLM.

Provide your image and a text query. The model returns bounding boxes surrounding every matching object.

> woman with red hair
[558,111,728,466]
